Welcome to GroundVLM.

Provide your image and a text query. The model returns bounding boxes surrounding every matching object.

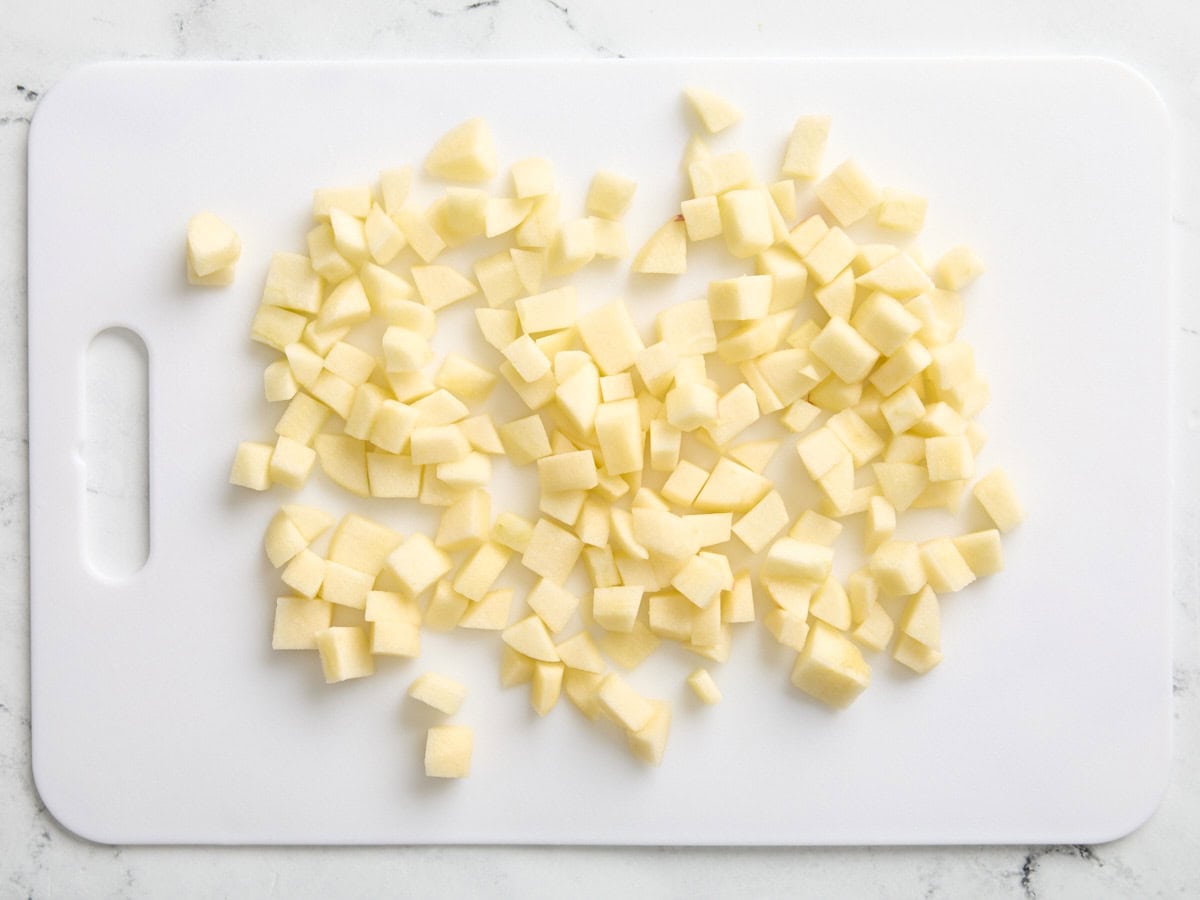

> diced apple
[973,467,1025,532]
[633,218,688,274]
[424,725,472,778]
[315,626,375,684]
[790,621,871,708]
[781,115,831,179]
[272,596,333,650]
[719,190,774,259]
[814,159,881,227]
[425,117,496,182]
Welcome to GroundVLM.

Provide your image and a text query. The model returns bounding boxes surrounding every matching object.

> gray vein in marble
[1018,845,1099,899]
[540,0,625,57]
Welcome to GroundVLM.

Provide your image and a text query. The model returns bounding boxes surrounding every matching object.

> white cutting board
[28,59,1172,845]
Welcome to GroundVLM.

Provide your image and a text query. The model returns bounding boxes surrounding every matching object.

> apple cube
[281,549,325,598]
[693,458,771,513]
[422,580,468,631]
[186,211,240,281]
[362,203,406,265]
[687,151,752,199]
[502,614,560,662]
[656,300,716,358]
[530,661,565,716]
[633,218,688,274]
[715,573,753,625]
[786,510,842,548]
[548,218,596,276]
[453,542,511,602]
[953,529,1005,576]
[310,370,354,418]
[684,85,742,133]
[594,585,645,633]
[973,467,1025,532]
[510,156,554,199]
[810,577,851,630]
[765,607,811,651]
[424,725,473,778]
[810,317,879,384]
[370,621,420,657]
[732,490,789,553]
[304,224,350,283]
[514,286,576,334]
[586,169,638,219]
[230,441,273,491]
[681,195,722,241]
[852,291,922,356]
[856,254,933,300]
[576,299,644,376]
[364,590,421,625]
[627,699,672,765]
[251,305,308,352]
[383,533,453,599]
[869,340,934,397]
[317,560,373,611]
[597,673,656,731]
[679,670,720,708]
[408,672,467,715]
[920,538,976,593]
[851,602,894,652]
[521,518,583,585]
[458,588,513,631]
[313,434,369,497]
[893,634,944,674]
[411,264,478,312]
[879,386,926,434]
[425,117,495,182]
[925,435,974,482]
[870,540,926,596]
[272,596,334,650]
[392,207,446,263]
[875,188,928,233]
[599,373,635,403]
[815,159,881,227]
[666,382,718,432]
[936,245,985,290]
[790,621,871,708]
[315,626,375,683]
[781,115,831,179]
[826,409,884,467]
[708,275,772,322]
[719,189,774,259]
[261,252,322,315]
[795,428,849,481]
[863,495,896,554]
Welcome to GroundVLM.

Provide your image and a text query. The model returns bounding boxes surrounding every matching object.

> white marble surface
[2,0,1198,896]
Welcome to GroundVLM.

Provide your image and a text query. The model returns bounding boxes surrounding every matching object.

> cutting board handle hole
[85,327,149,578]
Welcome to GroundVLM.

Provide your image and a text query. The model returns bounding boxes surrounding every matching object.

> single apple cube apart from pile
[408,672,468,715]
[425,725,473,779]
[186,211,241,285]
[684,86,743,134]
[232,94,1021,767]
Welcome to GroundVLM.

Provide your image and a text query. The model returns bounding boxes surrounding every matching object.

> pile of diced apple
[228,86,1024,777]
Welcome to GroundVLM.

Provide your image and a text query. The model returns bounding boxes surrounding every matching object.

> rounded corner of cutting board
[31,746,125,847]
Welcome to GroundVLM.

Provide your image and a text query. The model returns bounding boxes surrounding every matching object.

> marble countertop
[3,1,1198,896]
